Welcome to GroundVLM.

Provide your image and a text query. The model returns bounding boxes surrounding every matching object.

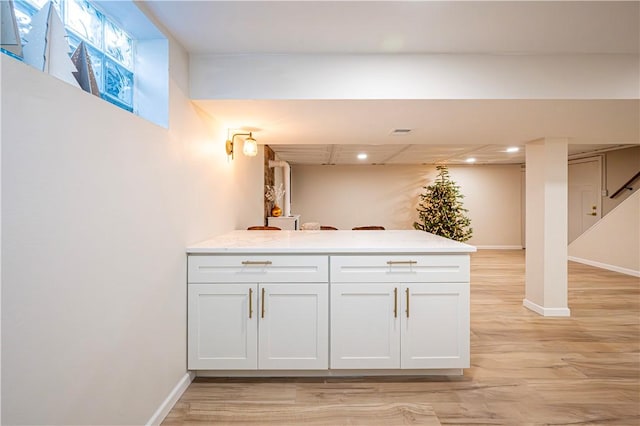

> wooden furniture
[352,226,386,230]
[247,226,281,230]
[187,230,475,376]
[320,225,338,230]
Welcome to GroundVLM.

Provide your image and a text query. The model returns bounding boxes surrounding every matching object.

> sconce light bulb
[243,137,258,157]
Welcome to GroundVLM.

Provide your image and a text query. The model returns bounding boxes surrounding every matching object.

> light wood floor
[164,251,640,425]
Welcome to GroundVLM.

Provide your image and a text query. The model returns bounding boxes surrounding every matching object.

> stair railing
[609,171,640,199]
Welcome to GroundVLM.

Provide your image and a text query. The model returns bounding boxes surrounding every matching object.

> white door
[568,158,602,243]
[330,283,400,369]
[258,283,328,369]
[401,283,470,369]
[188,284,257,370]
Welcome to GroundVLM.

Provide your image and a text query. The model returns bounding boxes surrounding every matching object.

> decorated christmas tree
[413,165,472,242]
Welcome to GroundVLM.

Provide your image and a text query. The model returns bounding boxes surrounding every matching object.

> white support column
[524,138,571,317]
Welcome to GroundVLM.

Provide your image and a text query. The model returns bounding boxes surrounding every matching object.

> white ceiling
[195,99,639,163]
[269,143,637,165]
[145,1,639,54]
[143,1,640,165]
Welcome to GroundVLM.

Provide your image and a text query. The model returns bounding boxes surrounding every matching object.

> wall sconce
[226,131,258,159]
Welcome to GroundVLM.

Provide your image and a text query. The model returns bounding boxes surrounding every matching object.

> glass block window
[12,0,135,112]
[65,0,103,48]
[26,0,52,8]
[104,19,132,69]
[104,58,133,106]
[13,6,34,42]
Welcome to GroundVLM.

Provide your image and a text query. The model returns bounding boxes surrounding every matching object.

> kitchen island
[187,230,476,376]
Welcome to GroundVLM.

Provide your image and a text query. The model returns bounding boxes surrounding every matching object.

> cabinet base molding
[194,369,463,378]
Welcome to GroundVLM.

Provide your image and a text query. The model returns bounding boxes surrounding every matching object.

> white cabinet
[330,284,400,369]
[188,284,257,370]
[330,256,470,370]
[401,283,469,369]
[189,255,328,284]
[259,283,328,369]
[188,255,329,370]
[186,243,471,374]
[330,254,469,283]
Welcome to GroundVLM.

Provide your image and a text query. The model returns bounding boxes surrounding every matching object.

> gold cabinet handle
[387,260,417,265]
[261,287,266,318]
[587,213,597,216]
[242,260,273,266]
[248,288,253,318]
[405,288,410,318]
[394,287,398,318]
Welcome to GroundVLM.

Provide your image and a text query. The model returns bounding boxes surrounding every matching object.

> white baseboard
[523,299,571,317]
[146,371,195,426]
[568,256,640,277]
[196,368,463,377]
[475,245,523,250]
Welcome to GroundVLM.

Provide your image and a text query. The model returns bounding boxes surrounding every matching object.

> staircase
[568,190,639,277]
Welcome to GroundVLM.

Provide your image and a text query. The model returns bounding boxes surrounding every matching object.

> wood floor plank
[164,250,639,425]
[163,401,440,425]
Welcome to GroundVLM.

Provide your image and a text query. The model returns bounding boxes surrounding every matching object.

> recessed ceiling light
[465,157,476,163]
[506,147,520,153]
[357,153,368,160]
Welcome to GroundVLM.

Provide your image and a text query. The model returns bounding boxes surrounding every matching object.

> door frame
[568,155,603,242]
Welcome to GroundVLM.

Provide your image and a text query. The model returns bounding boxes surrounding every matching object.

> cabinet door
[331,283,400,369]
[258,283,328,369]
[401,283,470,369]
[188,284,257,370]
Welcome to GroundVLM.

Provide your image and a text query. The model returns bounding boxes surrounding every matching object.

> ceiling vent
[390,128,413,135]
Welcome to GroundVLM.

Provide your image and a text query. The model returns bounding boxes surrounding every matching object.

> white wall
[234,145,266,229]
[569,190,640,276]
[191,54,639,100]
[0,34,261,426]
[291,164,522,247]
